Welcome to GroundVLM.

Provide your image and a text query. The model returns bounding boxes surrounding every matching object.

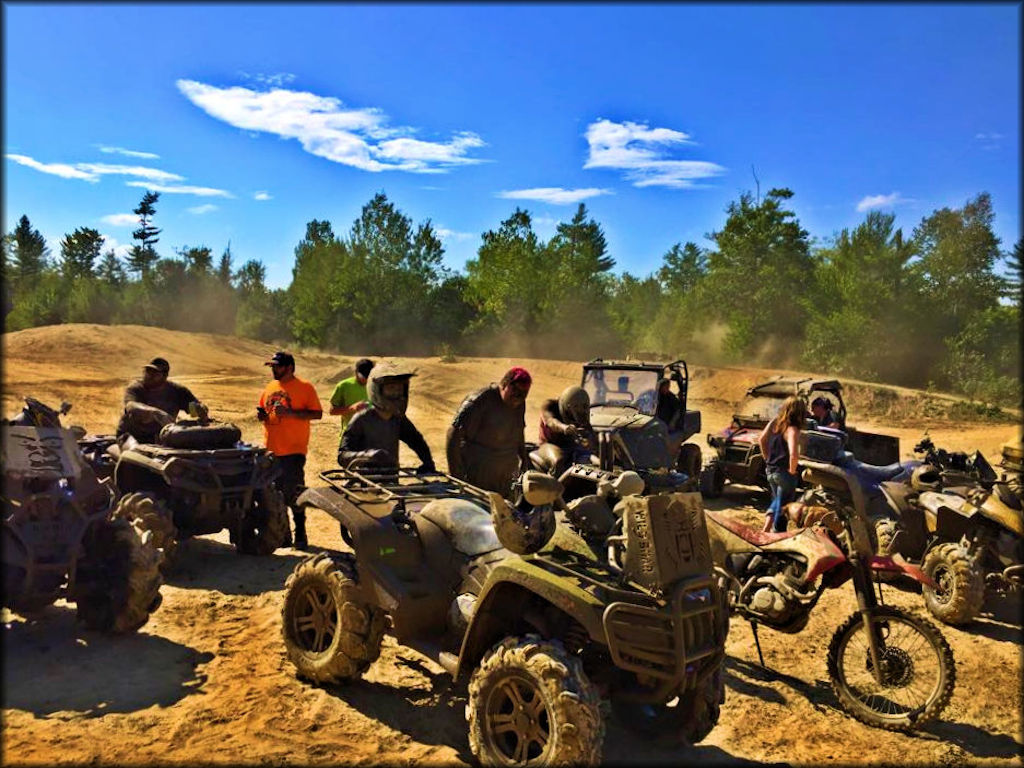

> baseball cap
[265,351,296,368]
[144,357,170,375]
[507,366,532,387]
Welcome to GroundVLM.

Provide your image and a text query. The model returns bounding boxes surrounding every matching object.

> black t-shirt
[656,392,682,428]
[116,379,197,441]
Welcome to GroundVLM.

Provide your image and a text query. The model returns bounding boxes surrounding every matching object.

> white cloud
[101,213,139,227]
[98,145,160,159]
[583,118,725,188]
[498,187,612,205]
[187,204,218,215]
[855,192,912,212]
[435,227,474,242]
[126,180,233,198]
[176,79,486,173]
[974,132,1004,140]
[253,191,272,201]
[98,235,132,258]
[76,163,184,183]
[6,153,98,181]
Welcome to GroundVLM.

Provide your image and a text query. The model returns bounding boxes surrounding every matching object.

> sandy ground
[2,323,1021,767]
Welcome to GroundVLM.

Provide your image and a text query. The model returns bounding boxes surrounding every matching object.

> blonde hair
[774,395,808,434]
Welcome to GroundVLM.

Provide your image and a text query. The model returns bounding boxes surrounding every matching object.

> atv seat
[419,498,503,556]
[705,509,806,546]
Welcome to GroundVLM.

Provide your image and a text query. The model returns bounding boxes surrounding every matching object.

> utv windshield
[737,395,786,423]
[583,368,661,416]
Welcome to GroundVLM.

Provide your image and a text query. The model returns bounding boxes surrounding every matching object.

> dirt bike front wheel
[827,605,955,731]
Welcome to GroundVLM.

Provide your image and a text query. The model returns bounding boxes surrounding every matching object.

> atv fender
[454,558,607,681]
[869,553,937,588]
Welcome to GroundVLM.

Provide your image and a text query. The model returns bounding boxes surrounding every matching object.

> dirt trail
[3,324,1021,766]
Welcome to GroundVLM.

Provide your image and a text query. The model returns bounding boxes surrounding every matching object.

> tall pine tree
[127,191,161,275]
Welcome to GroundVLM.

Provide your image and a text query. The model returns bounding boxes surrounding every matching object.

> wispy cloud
[126,180,233,198]
[176,79,487,173]
[77,163,184,183]
[498,187,612,205]
[101,213,139,227]
[855,192,913,212]
[6,153,99,181]
[240,71,297,88]
[973,131,1004,151]
[97,145,160,159]
[435,227,474,242]
[187,204,218,215]
[583,119,725,188]
[8,153,190,186]
[253,191,272,201]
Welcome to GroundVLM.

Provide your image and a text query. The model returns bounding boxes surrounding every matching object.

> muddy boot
[292,508,308,551]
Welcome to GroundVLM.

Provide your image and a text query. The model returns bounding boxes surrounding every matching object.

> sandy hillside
[2,323,1021,767]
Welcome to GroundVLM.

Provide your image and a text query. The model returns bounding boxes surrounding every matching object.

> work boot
[292,510,308,551]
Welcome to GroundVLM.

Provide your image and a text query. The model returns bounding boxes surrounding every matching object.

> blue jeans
[766,468,798,532]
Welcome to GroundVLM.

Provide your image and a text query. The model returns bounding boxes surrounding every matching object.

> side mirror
[60,401,73,415]
[521,471,562,507]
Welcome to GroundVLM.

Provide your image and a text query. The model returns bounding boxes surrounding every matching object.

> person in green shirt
[330,358,374,442]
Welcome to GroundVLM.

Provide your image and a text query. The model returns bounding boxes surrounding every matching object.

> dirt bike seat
[705,509,805,546]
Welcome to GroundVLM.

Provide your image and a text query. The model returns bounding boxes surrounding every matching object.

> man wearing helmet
[534,385,596,476]
[337,360,435,472]
[446,367,532,497]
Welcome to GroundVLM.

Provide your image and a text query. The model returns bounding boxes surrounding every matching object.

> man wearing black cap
[117,357,204,444]
[257,351,322,550]
[329,358,374,445]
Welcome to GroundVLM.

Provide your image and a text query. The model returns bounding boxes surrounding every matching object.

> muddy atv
[2,398,162,632]
[280,467,726,766]
[700,377,899,498]
[101,416,288,568]
[576,358,703,493]
[874,437,1022,625]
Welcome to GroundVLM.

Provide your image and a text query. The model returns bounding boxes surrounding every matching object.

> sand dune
[2,323,1020,766]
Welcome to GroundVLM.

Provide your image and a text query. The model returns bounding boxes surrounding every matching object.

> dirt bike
[2,397,162,632]
[875,435,1022,625]
[707,457,956,732]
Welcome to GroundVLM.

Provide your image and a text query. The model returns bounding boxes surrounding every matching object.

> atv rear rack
[318,467,492,512]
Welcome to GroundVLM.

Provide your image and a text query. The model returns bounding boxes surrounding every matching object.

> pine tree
[7,214,49,284]
[217,242,233,285]
[126,191,161,275]
[59,227,105,278]
[97,249,126,286]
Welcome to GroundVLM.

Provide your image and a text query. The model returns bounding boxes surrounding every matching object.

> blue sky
[3,3,1020,289]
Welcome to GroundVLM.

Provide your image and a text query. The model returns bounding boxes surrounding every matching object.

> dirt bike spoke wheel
[827,606,955,731]
[485,674,552,764]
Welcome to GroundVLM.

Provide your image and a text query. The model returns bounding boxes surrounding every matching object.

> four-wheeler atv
[700,377,899,498]
[97,413,289,567]
[874,436,1022,625]
[281,467,726,766]
[577,358,703,492]
[2,397,163,632]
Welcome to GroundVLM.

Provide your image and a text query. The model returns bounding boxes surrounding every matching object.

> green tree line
[3,187,1020,406]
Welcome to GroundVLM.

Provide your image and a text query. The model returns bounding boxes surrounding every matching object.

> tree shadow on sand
[163,537,306,595]
[322,654,786,766]
[2,607,212,717]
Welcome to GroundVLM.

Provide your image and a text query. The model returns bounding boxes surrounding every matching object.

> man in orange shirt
[257,351,322,550]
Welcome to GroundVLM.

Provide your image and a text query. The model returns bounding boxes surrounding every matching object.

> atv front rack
[318,467,492,515]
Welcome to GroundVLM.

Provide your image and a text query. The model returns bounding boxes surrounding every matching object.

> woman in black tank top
[757,396,808,532]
